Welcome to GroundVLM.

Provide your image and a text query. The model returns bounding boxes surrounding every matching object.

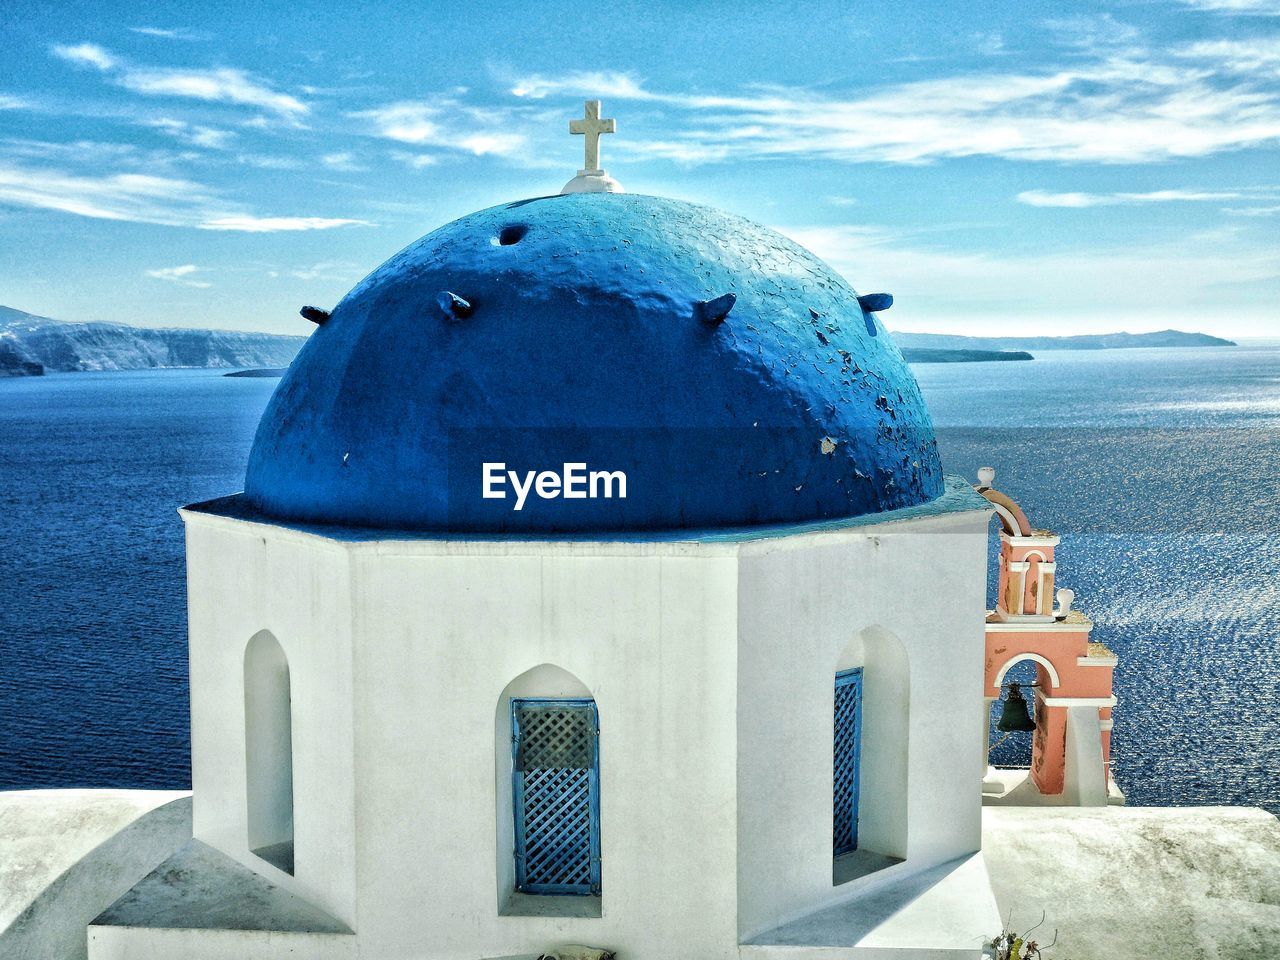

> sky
[2,0,1279,338]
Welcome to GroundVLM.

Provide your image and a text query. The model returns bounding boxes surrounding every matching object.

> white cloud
[509,45,1280,165]
[52,43,118,71]
[141,118,236,149]
[237,154,304,170]
[510,71,657,101]
[288,261,362,281]
[617,140,731,164]
[0,95,30,110]
[1016,188,1278,207]
[457,132,528,156]
[198,216,370,232]
[777,223,1280,335]
[971,31,1007,57]
[320,151,364,172]
[353,101,529,158]
[1224,204,1280,215]
[1042,14,1140,50]
[1175,0,1280,13]
[356,102,441,143]
[119,67,306,115]
[0,164,215,223]
[1178,37,1280,76]
[146,264,210,287]
[390,151,440,169]
[128,26,209,40]
[0,138,182,171]
[51,43,307,116]
[0,161,370,232]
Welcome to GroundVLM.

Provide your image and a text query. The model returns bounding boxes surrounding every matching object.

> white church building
[84,102,1003,959]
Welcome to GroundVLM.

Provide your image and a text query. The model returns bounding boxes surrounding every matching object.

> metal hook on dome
[300,305,330,325]
[696,292,736,325]
[437,291,473,321]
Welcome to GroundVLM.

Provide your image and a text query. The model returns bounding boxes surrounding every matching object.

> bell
[996,683,1037,732]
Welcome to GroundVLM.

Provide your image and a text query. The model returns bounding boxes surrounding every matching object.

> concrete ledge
[982,767,1125,807]
[984,806,1280,960]
[92,839,349,933]
[87,924,356,960]
[88,839,353,959]
[500,891,602,918]
[744,854,998,958]
[742,948,984,960]
[0,790,191,960]
[832,850,902,887]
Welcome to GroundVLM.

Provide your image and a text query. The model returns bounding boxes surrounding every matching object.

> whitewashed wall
[735,511,991,940]
[173,498,989,960]
[183,515,358,928]
[348,544,740,959]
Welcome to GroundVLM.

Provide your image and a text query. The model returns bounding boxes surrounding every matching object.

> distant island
[0,303,1237,378]
[902,348,1033,364]
[0,305,306,377]
[893,329,1235,352]
[224,368,289,378]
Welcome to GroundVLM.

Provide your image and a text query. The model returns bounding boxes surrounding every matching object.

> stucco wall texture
[120,487,996,959]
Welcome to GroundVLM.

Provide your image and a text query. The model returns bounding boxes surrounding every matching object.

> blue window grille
[833,668,863,857]
[511,698,601,896]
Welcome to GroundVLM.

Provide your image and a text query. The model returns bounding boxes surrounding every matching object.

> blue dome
[245,193,942,533]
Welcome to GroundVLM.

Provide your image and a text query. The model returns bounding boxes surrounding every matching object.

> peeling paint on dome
[244,193,943,533]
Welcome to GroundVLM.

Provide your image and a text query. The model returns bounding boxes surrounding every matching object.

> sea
[1,344,1277,813]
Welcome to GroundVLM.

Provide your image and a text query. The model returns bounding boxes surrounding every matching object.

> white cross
[569,100,616,173]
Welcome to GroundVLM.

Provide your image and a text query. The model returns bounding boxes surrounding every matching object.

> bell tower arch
[976,468,1122,806]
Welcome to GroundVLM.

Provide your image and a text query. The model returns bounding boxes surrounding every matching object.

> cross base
[560,169,625,195]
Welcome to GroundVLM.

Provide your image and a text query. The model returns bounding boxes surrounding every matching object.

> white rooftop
[4,790,1277,959]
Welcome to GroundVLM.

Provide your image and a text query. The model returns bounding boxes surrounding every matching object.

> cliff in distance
[892,329,1235,352]
[0,306,307,376]
[0,304,1236,378]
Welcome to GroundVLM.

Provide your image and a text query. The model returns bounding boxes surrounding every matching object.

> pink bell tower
[977,468,1123,806]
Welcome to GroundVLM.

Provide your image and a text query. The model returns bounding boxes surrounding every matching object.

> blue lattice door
[833,668,863,856]
[512,698,601,895]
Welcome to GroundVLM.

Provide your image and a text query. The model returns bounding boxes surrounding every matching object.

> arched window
[244,630,294,875]
[833,628,909,884]
[495,664,602,915]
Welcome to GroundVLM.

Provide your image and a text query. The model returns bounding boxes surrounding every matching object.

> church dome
[244,193,943,533]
